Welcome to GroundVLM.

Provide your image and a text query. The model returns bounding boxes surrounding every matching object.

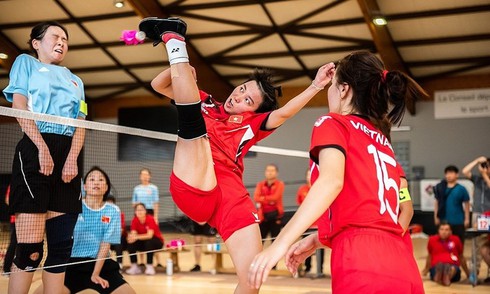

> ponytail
[336,51,427,139]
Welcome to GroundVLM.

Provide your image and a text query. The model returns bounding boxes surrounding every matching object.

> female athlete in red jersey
[147,17,332,294]
[248,51,427,293]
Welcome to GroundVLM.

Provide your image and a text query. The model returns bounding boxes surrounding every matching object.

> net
[0,106,311,274]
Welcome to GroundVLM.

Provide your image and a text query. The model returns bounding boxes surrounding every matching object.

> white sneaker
[145,264,156,275]
[125,264,142,275]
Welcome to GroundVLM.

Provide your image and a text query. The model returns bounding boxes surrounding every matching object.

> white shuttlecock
[135,31,146,41]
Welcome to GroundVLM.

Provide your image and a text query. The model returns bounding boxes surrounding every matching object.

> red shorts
[170,171,259,241]
[330,228,424,294]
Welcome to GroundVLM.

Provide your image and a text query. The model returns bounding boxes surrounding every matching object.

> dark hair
[140,168,151,175]
[247,68,281,113]
[438,221,452,231]
[106,194,116,203]
[335,51,427,140]
[134,203,147,211]
[444,165,459,174]
[29,21,69,57]
[83,166,112,201]
[266,163,279,171]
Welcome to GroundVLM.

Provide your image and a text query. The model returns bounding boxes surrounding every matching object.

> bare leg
[225,224,262,294]
[112,283,137,294]
[169,62,216,191]
[8,213,45,294]
[193,235,203,266]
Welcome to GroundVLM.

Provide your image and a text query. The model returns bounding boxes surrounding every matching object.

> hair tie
[381,70,389,83]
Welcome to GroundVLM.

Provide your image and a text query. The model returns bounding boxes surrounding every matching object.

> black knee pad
[13,242,44,272]
[175,102,207,139]
[44,213,78,273]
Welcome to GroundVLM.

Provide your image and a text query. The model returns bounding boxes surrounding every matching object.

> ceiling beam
[54,0,158,99]
[418,62,490,82]
[208,44,375,62]
[406,56,490,67]
[0,12,136,30]
[0,31,21,70]
[126,0,233,100]
[396,33,490,47]
[357,0,414,115]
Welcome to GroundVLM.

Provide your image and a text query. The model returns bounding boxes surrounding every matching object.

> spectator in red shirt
[125,203,164,276]
[296,169,311,206]
[254,164,284,243]
[422,222,470,286]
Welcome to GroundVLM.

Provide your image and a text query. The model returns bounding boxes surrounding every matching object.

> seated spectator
[35,166,135,293]
[106,195,127,269]
[421,222,470,286]
[126,203,164,275]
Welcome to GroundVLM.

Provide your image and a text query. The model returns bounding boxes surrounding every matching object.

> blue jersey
[445,184,470,225]
[132,184,159,209]
[71,200,121,258]
[3,54,87,136]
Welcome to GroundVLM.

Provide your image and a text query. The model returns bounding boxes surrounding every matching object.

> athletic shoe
[125,264,142,275]
[190,264,201,272]
[433,263,444,284]
[139,17,187,46]
[145,264,156,275]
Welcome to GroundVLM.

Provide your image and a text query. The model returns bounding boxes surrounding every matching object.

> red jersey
[199,90,273,178]
[296,184,310,205]
[130,214,164,243]
[310,113,403,246]
[427,235,463,267]
[253,179,285,219]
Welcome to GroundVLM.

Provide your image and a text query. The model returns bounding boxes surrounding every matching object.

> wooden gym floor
[0,233,489,293]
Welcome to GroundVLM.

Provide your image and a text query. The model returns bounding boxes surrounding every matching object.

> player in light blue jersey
[35,167,135,294]
[2,21,86,294]
[132,168,159,222]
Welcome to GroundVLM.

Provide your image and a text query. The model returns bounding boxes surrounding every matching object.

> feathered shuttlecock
[120,30,146,45]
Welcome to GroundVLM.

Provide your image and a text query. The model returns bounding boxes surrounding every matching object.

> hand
[313,62,336,89]
[421,268,429,276]
[285,234,318,275]
[248,243,288,289]
[91,274,109,289]
[434,218,440,226]
[38,145,54,176]
[127,234,136,244]
[464,219,470,228]
[62,157,78,183]
[476,156,487,164]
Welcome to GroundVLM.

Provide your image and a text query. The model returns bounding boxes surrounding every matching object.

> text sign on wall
[434,88,490,119]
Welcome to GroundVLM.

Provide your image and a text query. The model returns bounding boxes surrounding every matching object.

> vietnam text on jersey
[309,113,404,246]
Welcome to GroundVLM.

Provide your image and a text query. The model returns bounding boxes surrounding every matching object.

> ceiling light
[372,17,387,26]
[0,53,8,59]
[114,0,124,8]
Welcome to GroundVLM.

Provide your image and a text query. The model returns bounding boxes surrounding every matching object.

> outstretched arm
[265,63,335,130]
[248,147,344,289]
[91,242,111,289]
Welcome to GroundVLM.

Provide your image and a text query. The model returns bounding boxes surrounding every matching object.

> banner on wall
[434,88,490,119]
[420,179,474,212]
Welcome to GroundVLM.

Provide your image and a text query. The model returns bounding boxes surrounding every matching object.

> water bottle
[215,235,222,251]
[166,258,173,276]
